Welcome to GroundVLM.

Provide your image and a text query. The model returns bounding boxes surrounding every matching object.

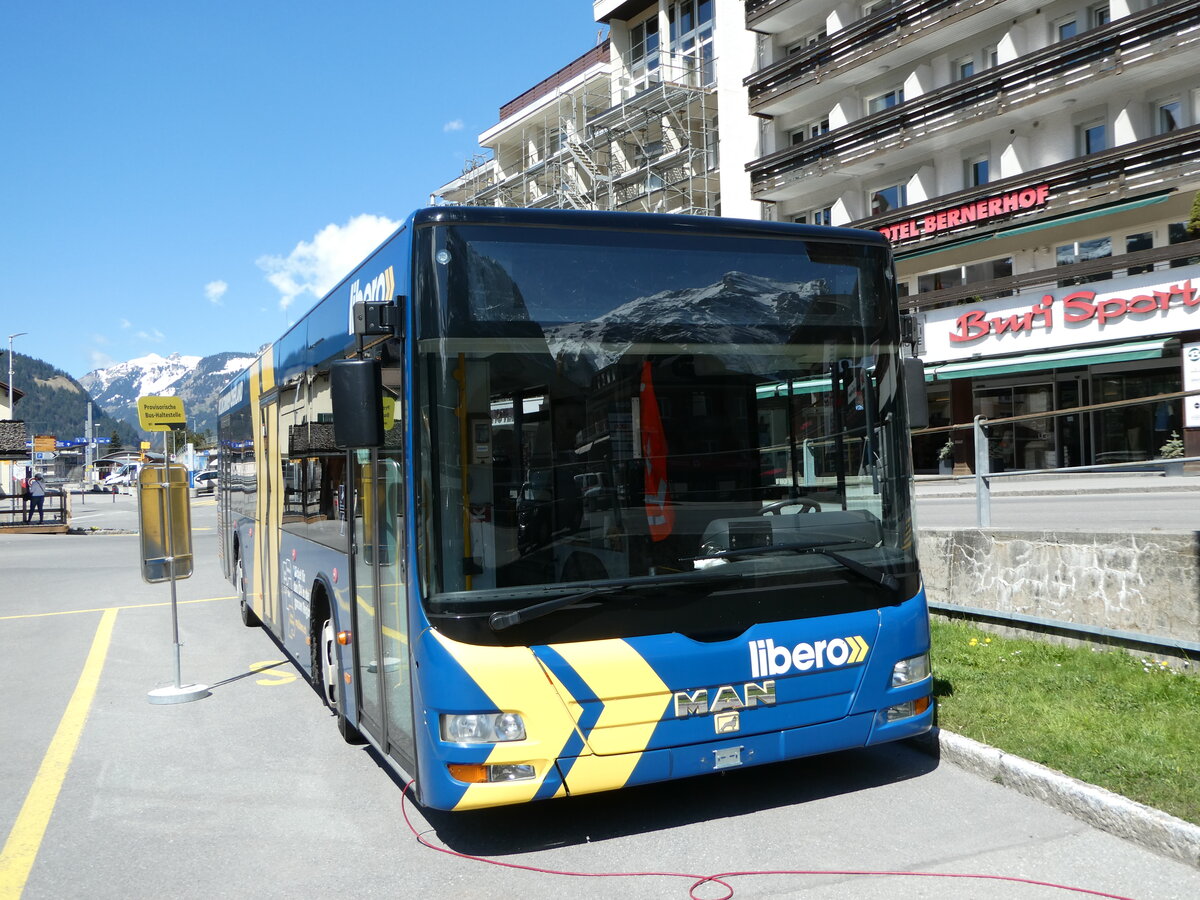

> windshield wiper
[489,585,633,632]
[691,541,899,592]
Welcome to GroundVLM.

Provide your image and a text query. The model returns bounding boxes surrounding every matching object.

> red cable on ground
[400,780,1139,900]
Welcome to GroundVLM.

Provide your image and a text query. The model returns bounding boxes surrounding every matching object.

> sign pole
[139,397,209,705]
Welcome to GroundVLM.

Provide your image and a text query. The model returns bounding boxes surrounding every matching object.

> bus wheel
[236,556,260,627]
[314,608,364,745]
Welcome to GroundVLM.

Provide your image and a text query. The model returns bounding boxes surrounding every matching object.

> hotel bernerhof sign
[919,262,1200,365]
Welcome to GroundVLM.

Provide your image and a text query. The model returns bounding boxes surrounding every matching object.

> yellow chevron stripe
[431,632,577,809]
[548,639,669,795]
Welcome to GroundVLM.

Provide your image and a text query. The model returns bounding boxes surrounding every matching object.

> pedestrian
[27,473,46,524]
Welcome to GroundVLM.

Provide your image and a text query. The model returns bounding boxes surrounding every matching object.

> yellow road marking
[250,661,298,686]
[0,596,234,622]
[0,607,117,897]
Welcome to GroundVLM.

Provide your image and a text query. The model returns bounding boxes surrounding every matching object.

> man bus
[217,206,932,811]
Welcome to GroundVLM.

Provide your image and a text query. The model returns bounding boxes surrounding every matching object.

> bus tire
[312,596,364,745]
[236,555,260,627]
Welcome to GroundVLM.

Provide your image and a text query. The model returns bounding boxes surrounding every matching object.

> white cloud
[90,350,115,368]
[443,119,464,132]
[205,280,228,305]
[256,213,400,311]
[119,318,132,330]
[136,328,165,342]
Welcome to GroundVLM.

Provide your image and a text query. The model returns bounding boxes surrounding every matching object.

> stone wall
[919,529,1200,660]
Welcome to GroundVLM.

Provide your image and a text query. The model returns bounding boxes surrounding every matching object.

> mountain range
[79,352,256,441]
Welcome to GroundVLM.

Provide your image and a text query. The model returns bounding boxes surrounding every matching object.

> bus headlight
[891,652,930,687]
[441,712,527,743]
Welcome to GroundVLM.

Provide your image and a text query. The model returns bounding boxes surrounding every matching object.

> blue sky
[1,1,605,379]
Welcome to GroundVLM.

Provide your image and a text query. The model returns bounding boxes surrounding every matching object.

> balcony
[748,0,1200,200]
[746,0,1013,117]
[854,124,1200,250]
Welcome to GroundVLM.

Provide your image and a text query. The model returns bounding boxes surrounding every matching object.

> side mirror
[330,358,384,449]
[902,357,929,430]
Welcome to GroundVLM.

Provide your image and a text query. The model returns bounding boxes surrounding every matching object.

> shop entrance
[974,380,1055,472]
[1090,363,1181,464]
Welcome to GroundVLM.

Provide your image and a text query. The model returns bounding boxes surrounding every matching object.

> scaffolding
[440,53,718,217]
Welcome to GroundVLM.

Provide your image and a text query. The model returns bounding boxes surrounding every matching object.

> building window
[868,88,904,115]
[870,183,907,215]
[630,15,661,88]
[790,118,828,145]
[1057,237,1112,285]
[1169,222,1194,268]
[1056,17,1078,41]
[669,0,715,86]
[1157,99,1182,134]
[1125,231,1153,276]
[985,45,999,68]
[794,207,833,226]
[965,156,989,187]
[1089,3,1111,28]
[917,258,1012,297]
[1079,121,1107,155]
[954,57,975,81]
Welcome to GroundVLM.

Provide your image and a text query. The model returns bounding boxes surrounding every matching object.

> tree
[109,430,124,454]
[1188,190,1200,239]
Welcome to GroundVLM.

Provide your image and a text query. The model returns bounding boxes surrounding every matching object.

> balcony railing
[856,124,1200,247]
[746,0,1003,113]
[901,240,1200,313]
[748,0,1200,197]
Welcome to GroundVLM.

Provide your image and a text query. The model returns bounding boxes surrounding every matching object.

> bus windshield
[414,220,918,642]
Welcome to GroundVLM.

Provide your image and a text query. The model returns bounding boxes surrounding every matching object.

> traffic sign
[137,396,186,431]
[34,451,57,461]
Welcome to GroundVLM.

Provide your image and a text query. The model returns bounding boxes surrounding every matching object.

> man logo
[714,711,740,734]
[673,681,775,718]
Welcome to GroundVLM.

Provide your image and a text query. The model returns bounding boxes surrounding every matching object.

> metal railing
[1,489,70,529]
[913,388,1200,526]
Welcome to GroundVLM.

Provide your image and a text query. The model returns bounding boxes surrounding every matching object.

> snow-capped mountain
[81,351,255,439]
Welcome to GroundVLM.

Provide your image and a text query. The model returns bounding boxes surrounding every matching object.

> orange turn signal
[337,631,352,645]
[447,763,489,784]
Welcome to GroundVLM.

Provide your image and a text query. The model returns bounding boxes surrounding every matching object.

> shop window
[1093,369,1181,464]
[870,182,907,215]
[868,88,904,115]
[1157,99,1182,134]
[965,156,989,187]
[1057,238,1112,286]
[974,384,1055,471]
[1125,231,1153,275]
[1078,121,1107,155]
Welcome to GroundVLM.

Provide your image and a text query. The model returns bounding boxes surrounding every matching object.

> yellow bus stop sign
[138,396,186,431]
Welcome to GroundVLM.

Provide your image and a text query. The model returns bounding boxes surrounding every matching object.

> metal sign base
[147,683,211,705]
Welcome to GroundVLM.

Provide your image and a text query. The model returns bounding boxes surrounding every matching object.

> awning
[926,337,1173,381]
[998,194,1170,239]
[895,193,1171,262]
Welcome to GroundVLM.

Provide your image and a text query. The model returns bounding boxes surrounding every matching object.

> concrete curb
[930,728,1200,870]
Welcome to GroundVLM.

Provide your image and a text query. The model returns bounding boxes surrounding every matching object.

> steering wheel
[759,496,822,515]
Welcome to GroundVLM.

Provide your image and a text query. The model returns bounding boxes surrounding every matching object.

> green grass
[929,618,1200,825]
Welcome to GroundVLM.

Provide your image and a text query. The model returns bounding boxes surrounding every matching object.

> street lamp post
[7,331,28,416]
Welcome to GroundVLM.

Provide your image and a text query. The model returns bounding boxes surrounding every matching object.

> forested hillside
[4,353,140,447]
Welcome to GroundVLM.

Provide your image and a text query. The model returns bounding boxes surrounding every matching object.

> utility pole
[7,331,27,416]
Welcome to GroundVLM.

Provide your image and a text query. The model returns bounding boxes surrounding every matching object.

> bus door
[350,444,415,767]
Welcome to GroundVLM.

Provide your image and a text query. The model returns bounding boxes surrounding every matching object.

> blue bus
[217,207,932,811]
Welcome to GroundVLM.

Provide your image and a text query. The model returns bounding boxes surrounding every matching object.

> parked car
[194,470,218,495]
[103,463,141,487]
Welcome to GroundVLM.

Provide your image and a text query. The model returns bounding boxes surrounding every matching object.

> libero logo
[346,265,395,331]
[748,635,870,678]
